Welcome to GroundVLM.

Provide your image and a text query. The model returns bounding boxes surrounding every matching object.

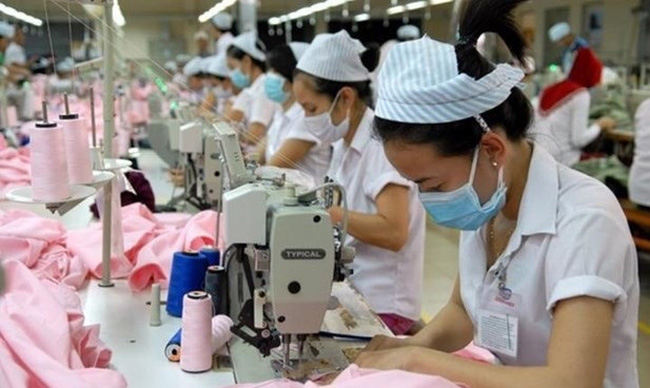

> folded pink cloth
[0,146,31,200]
[0,260,126,388]
[0,209,88,289]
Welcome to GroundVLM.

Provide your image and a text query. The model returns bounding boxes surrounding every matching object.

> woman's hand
[363,334,415,353]
[355,347,422,371]
[328,205,343,224]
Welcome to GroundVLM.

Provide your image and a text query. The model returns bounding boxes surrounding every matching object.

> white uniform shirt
[232,74,277,128]
[215,32,235,57]
[328,108,425,320]
[266,103,333,184]
[535,90,601,166]
[459,144,639,387]
[4,42,26,65]
[629,99,650,207]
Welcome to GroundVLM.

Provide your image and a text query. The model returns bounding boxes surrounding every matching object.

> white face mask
[302,91,350,144]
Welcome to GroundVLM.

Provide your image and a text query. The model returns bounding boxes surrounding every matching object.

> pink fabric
[128,210,221,291]
[226,364,465,388]
[0,145,31,200]
[378,313,415,336]
[0,260,126,388]
[0,209,88,289]
[452,342,496,364]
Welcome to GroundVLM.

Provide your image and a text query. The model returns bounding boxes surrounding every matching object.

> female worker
[536,46,616,167]
[182,56,206,106]
[200,54,233,116]
[264,42,332,183]
[225,31,276,146]
[357,0,639,386]
[293,31,426,335]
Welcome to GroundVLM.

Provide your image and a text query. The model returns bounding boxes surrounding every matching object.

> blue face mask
[230,68,251,89]
[264,73,289,104]
[419,148,507,231]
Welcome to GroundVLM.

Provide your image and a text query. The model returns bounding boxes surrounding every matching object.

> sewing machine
[205,120,354,382]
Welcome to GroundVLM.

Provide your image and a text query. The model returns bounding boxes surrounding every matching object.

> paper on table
[320,281,393,339]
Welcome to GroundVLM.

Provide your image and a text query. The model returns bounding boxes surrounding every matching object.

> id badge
[476,287,521,358]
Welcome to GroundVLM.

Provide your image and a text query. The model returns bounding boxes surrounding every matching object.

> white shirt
[535,90,601,167]
[265,103,302,162]
[459,145,639,387]
[232,74,276,128]
[328,108,425,321]
[629,99,650,207]
[4,42,26,65]
[215,32,235,57]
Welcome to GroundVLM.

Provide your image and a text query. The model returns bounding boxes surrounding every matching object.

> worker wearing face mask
[200,54,233,116]
[225,31,277,147]
[293,30,426,335]
[358,1,638,387]
[262,42,332,183]
[182,57,206,106]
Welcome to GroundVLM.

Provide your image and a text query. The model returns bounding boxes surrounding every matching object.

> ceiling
[1,0,449,22]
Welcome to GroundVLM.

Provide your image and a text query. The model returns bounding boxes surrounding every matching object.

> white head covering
[176,54,192,65]
[183,57,203,76]
[56,57,75,73]
[206,54,230,78]
[397,25,420,41]
[0,21,15,39]
[296,30,369,82]
[289,42,310,62]
[375,36,524,124]
[231,31,266,62]
[194,30,209,41]
[548,22,572,43]
[164,61,178,73]
[212,13,233,30]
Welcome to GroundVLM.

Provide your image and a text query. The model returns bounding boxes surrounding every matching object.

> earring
[492,161,498,168]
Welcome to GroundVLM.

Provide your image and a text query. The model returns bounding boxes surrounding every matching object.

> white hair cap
[296,30,369,82]
[194,30,209,41]
[397,25,421,41]
[211,13,233,30]
[56,57,76,73]
[206,54,230,78]
[0,21,15,39]
[375,36,524,124]
[230,31,266,62]
[289,42,310,62]
[164,61,178,73]
[183,57,204,76]
[548,22,572,43]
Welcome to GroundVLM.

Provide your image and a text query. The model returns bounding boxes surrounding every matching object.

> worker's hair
[227,44,267,72]
[374,0,533,157]
[294,43,380,107]
[267,44,299,83]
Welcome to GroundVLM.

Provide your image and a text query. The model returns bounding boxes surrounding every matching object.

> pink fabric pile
[0,256,126,387]
[0,137,30,200]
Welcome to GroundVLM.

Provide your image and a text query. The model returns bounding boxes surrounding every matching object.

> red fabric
[539,48,603,115]
[378,313,415,336]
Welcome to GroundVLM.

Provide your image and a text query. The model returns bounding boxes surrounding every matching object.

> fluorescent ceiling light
[406,1,428,10]
[387,5,405,14]
[112,0,125,27]
[430,0,453,4]
[0,3,43,27]
[199,0,237,23]
[268,0,354,26]
[354,13,370,22]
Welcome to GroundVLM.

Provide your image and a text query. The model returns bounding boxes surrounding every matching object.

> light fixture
[430,0,453,4]
[112,0,125,27]
[0,3,43,27]
[268,0,355,26]
[406,1,427,10]
[354,13,370,22]
[387,5,405,15]
[199,0,237,23]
